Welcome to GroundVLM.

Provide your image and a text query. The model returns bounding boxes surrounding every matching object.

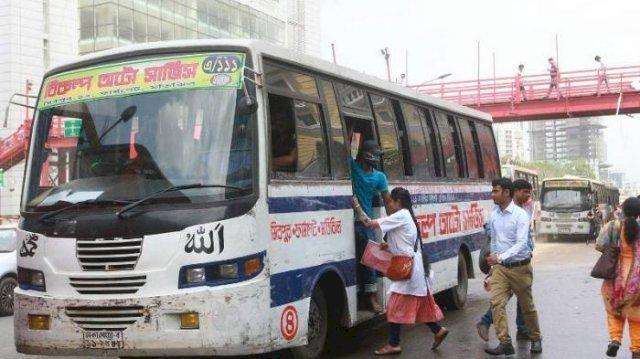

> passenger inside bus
[269,96,298,172]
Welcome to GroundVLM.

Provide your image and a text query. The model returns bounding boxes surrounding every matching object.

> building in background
[529,117,609,178]
[0,0,321,218]
[609,171,625,189]
[0,0,78,218]
[493,122,529,162]
[78,0,321,56]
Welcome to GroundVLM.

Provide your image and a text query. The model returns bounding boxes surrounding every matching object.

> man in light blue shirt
[485,178,542,356]
[477,179,534,342]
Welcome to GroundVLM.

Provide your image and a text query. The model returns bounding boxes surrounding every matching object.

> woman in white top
[354,187,449,355]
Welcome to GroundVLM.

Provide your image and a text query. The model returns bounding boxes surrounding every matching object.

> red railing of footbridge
[410,65,640,107]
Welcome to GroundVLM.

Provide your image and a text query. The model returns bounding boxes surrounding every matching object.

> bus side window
[423,108,444,177]
[334,82,373,119]
[476,123,501,178]
[392,100,413,177]
[318,79,349,179]
[268,94,330,179]
[448,115,466,178]
[370,94,405,180]
[469,120,485,178]
[400,102,436,180]
[458,118,482,179]
[433,110,463,178]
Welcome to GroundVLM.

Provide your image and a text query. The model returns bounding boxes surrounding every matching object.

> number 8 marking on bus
[280,305,298,341]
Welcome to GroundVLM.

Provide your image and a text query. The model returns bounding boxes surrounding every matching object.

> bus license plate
[557,227,571,233]
[82,331,124,349]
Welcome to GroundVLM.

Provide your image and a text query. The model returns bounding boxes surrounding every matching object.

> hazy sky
[319,0,640,182]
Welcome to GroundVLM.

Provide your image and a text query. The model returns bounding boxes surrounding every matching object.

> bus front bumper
[537,221,591,236]
[14,280,272,356]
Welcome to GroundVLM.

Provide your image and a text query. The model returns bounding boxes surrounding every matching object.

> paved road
[0,241,622,358]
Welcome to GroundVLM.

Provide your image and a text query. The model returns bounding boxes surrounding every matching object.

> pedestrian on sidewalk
[595,55,611,96]
[477,179,534,342]
[485,178,543,355]
[513,64,528,102]
[353,187,449,355]
[597,197,640,358]
[351,139,392,313]
[544,57,564,99]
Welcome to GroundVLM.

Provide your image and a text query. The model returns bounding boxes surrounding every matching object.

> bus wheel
[437,254,468,310]
[291,287,328,359]
[0,276,16,316]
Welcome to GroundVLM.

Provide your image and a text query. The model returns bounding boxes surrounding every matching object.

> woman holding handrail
[354,187,448,355]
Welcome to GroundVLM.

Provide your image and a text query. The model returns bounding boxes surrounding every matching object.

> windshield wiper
[116,183,244,218]
[38,199,134,223]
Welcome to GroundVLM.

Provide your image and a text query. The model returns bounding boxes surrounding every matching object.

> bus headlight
[217,263,238,279]
[185,267,206,284]
[179,251,265,288]
[17,267,46,291]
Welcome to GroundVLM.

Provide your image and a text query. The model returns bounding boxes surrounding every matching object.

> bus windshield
[541,188,590,212]
[23,87,254,211]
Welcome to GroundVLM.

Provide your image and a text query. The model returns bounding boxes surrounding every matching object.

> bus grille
[69,275,147,295]
[65,306,144,331]
[76,237,143,271]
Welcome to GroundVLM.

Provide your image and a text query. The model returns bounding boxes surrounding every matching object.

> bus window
[370,94,404,180]
[264,62,319,99]
[423,108,443,177]
[268,94,329,179]
[469,120,485,178]
[476,123,501,178]
[391,101,412,177]
[319,79,349,179]
[458,118,481,178]
[434,110,463,178]
[335,82,373,119]
[400,102,436,179]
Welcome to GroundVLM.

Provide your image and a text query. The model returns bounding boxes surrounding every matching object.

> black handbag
[591,245,620,279]
[591,221,621,279]
[479,223,492,275]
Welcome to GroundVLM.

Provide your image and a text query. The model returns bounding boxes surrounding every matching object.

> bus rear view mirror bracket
[3,92,37,127]
[236,67,261,116]
[237,94,258,116]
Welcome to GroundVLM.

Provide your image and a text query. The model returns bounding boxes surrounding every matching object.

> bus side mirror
[237,95,258,116]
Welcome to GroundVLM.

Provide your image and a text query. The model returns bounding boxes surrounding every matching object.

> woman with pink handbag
[354,187,448,355]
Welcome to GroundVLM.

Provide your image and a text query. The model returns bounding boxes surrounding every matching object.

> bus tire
[291,287,328,359]
[0,276,16,316]
[437,254,468,310]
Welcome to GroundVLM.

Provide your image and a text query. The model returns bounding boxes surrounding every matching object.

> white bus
[14,40,500,358]
[538,177,619,240]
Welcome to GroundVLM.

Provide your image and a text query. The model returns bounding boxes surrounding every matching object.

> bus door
[264,63,358,345]
[334,82,389,319]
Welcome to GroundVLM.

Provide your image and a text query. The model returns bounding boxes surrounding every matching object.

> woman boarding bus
[14,39,499,358]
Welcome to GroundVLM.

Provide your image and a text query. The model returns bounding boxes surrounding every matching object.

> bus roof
[543,176,602,184]
[501,164,538,176]
[44,39,493,122]
[542,176,619,190]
